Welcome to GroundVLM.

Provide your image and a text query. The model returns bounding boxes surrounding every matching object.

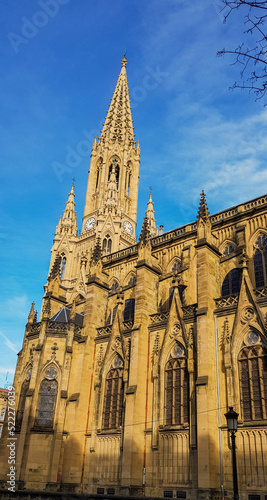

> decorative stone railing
[211,194,267,224]
[102,244,138,265]
[182,304,197,318]
[254,287,267,300]
[215,294,239,309]
[47,321,68,332]
[74,325,83,336]
[150,312,170,323]
[28,322,41,334]
[96,325,112,336]
[123,320,134,330]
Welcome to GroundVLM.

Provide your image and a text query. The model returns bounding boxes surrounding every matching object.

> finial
[197,190,210,222]
[72,177,76,186]
[121,53,127,67]
[149,186,152,194]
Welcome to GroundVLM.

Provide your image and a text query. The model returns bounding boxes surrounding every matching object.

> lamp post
[225,406,239,500]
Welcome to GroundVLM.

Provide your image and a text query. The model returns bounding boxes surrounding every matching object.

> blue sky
[1,0,267,387]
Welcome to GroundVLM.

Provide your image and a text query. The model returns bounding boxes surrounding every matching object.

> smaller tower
[145,189,158,237]
[55,183,77,237]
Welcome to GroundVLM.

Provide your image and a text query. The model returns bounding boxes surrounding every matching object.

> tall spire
[100,55,135,146]
[197,190,210,222]
[56,182,78,236]
[145,189,158,237]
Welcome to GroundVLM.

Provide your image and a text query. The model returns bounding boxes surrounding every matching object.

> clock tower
[82,55,140,254]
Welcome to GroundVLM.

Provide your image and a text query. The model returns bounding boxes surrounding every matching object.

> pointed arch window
[221,268,241,296]
[102,234,112,255]
[110,280,119,292]
[102,361,124,430]
[239,340,267,421]
[16,368,32,431]
[123,299,135,322]
[60,254,66,280]
[35,367,58,428]
[165,345,189,426]
[253,234,267,288]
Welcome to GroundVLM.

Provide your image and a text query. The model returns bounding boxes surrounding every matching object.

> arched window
[171,260,181,273]
[36,366,58,428]
[223,244,235,257]
[128,275,136,287]
[221,268,241,296]
[60,255,66,280]
[165,345,189,426]
[16,368,32,430]
[110,280,119,292]
[103,234,112,255]
[102,360,124,430]
[123,299,135,322]
[253,234,267,288]
[239,340,267,421]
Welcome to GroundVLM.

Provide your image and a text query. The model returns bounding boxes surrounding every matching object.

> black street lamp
[225,406,239,500]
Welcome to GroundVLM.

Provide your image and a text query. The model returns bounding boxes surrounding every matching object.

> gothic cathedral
[1,56,267,500]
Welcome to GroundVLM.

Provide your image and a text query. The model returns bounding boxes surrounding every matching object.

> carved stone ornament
[170,323,181,339]
[241,306,254,324]
[45,366,58,380]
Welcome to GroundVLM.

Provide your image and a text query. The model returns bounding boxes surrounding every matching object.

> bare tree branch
[218,1,267,101]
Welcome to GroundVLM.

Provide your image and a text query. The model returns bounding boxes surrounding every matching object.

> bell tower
[82,55,140,253]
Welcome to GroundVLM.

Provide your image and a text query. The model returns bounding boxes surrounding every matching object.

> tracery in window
[36,367,58,428]
[253,234,267,288]
[171,260,181,273]
[223,244,235,257]
[238,339,267,421]
[165,344,189,426]
[102,234,112,255]
[110,280,119,292]
[221,268,241,296]
[102,357,124,430]
[127,275,136,287]
[16,367,32,430]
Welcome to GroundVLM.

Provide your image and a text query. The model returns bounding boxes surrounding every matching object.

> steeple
[82,57,140,253]
[56,182,78,236]
[145,189,158,237]
[100,55,135,147]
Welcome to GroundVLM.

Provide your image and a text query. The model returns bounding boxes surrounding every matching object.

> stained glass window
[102,367,124,430]
[221,268,241,296]
[16,378,30,430]
[253,234,267,288]
[36,379,58,428]
[165,348,189,426]
[124,299,135,322]
[239,344,267,421]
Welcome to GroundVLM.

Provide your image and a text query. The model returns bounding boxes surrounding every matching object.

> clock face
[85,217,96,231]
[123,220,133,235]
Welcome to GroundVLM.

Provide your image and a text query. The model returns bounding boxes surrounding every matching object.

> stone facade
[0,57,267,499]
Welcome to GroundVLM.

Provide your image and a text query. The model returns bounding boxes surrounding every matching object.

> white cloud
[4,294,29,320]
[0,331,18,354]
